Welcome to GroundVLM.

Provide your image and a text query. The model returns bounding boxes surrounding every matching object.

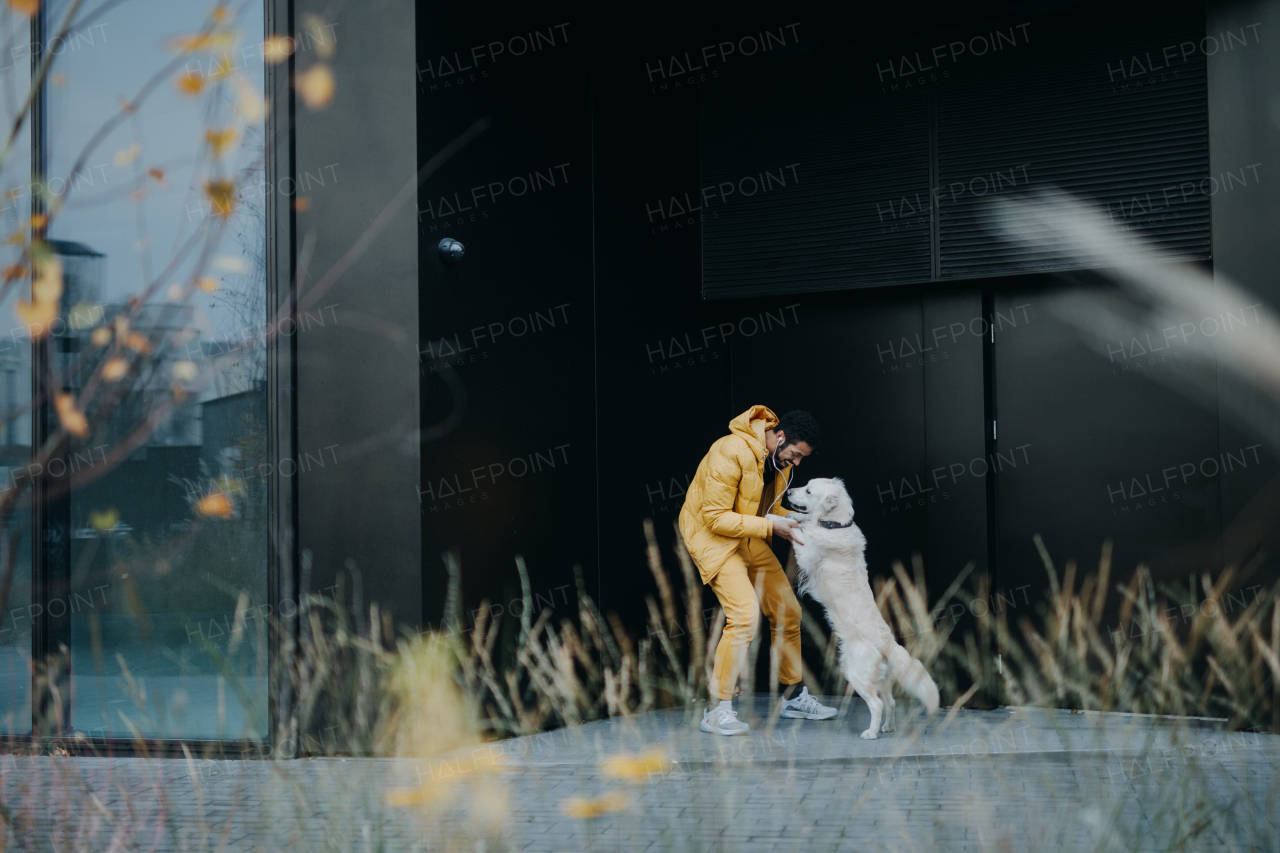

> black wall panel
[417,3,597,628]
[992,281,1225,598]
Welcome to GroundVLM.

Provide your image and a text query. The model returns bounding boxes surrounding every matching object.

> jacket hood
[728,405,778,461]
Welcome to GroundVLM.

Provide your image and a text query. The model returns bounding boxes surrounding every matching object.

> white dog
[778,478,940,739]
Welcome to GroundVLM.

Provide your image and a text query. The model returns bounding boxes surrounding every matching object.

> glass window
[0,2,33,737]
[41,0,268,740]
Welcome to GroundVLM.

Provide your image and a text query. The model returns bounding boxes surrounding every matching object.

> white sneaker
[700,705,750,736]
[781,687,837,720]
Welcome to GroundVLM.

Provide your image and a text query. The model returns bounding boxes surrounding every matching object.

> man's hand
[770,515,805,546]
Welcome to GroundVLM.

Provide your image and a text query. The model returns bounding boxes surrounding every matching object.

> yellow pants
[707,537,803,701]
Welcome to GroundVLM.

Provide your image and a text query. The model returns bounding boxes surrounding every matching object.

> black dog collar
[818,517,855,529]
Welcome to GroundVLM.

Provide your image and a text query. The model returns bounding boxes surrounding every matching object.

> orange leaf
[293,197,311,212]
[101,358,128,381]
[205,127,238,158]
[15,299,56,336]
[3,264,24,282]
[196,492,234,519]
[196,277,219,294]
[148,167,166,184]
[90,327,111,346]
[125,332,151,353]
[176,71,205,97]
[295,64,335,110]
[54,393,89,438]
[204,180,235,217]
[7,0,39,18]
[29,213,47,231]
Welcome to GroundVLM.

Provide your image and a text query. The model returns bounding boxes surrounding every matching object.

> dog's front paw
[880,721,894,733]
[859,729,878,740]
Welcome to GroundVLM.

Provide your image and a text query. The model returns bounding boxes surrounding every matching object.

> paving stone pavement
[2,695,1277,852]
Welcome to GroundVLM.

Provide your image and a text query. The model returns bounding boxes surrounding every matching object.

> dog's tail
[886,642,940,715]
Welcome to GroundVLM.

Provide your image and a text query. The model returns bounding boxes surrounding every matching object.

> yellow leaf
[263,35,294,64]
[29,213,47,231]
[89,508,120,533]
[196,491,234,519]
[7,0,39,18]
[15,299,57,336]
[171,360,198,382]
[52,72,65,87]
[203,180,235,217]
[295,64,335,110]
[31,254,62,304]
[384,783,446,807]
[561,792,630,819]
[55,393,89,438]
[300,13,336,60]
[205,127,238,158]
[233,76,267,122]
[601,748,670,781]
[101,358,128,381]
[114,143,140,166]
[69,302,104,330]
[196,277,219,293]
[211,4,230,23]
[90,327,111,347]
[176,71,205,97]
[300,13,337,58]
[165,32,236,53]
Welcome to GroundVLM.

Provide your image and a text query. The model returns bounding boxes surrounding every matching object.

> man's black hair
[776,410,820,451]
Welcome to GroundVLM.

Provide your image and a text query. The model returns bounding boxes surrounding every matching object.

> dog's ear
[821,492,839,513]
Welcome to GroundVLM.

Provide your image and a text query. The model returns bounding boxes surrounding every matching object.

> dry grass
[0,526,1277,851]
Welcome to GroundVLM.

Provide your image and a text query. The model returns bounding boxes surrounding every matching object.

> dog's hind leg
[853,682,883,740]
[841,642,884,739]
[879,682,896,733]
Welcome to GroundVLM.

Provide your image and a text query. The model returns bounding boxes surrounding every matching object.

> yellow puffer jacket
[679,405,794,582]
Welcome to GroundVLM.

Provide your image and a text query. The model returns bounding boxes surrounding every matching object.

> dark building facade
[7,0,1280,745]
[411,0,1280,651]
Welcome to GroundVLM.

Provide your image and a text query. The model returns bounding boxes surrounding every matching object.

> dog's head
[786,478,854,525]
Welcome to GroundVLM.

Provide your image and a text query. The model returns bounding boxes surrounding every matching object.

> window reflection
[0,2,32,737]
[43,0,269,739]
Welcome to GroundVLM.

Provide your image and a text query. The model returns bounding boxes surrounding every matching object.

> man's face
[766,430,813,468]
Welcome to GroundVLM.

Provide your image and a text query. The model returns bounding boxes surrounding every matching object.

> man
[679,405,837,735]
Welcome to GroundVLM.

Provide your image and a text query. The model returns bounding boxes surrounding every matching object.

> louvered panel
[700,57,933,299]
[937,7,1210,277]
[698,3,1210,298]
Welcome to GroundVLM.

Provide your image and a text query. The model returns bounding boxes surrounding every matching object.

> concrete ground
[3,694,1277,852]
